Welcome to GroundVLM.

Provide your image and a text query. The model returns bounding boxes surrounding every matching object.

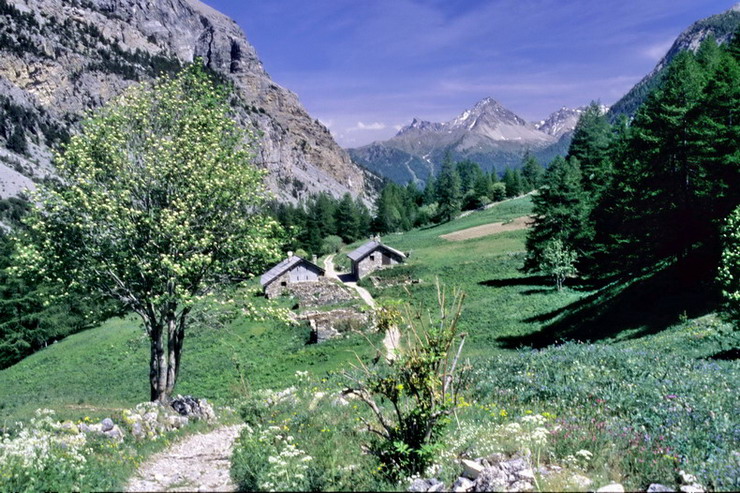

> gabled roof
[347,240,406,262]
[260,256,324,287]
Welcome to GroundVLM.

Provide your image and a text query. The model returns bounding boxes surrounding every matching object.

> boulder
[452,477,475,492]
[679,486,705,493]
[509,480,534,491]
[131,421,144,439]
[170,395,216,421]
[461,459,485,479]
[596,484,625,493]
[59,420,79,435]
[679,471,698,485]
[568,474,593,489]
[474,465,508,492]
[408,478,443,492]
[101,417,115,432]
[104,425,124,441]
[647,485,676,493]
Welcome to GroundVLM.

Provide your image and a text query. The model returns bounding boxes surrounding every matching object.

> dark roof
[347,240,406,262]
[260,256,324,287]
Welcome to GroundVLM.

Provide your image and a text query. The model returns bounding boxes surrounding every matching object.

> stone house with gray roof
[260,253,325,298]
[347,238,406,280]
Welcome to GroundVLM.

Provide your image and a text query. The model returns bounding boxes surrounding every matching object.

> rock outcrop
[0,0,372,203]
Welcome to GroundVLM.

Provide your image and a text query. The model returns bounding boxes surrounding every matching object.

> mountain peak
[396,118,443,136]
[449,97,527,130]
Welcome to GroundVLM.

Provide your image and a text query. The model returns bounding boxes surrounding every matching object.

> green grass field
[1,195,738,490]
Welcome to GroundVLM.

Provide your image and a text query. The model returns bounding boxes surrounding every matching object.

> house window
[281,281,287,286]
[370,255,375,261]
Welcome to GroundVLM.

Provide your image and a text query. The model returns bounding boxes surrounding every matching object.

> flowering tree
[16,64,282,402]
[541,239,578,290]
[719,205,740,325]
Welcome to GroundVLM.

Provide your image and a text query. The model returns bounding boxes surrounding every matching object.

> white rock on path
[596,484,625,493]
[126,424,245,492]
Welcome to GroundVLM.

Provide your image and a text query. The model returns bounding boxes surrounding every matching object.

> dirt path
[440,215,533,241]
[323,254,340,280]
[324,255,399,359]
[126,424,244,492]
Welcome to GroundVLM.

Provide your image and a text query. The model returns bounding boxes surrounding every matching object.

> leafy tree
[15,64,282,402]
[541,239,578,290]
[490,182,506,202]
[719,206,740,324]
[321,235,344,255]
[435,155,462,222]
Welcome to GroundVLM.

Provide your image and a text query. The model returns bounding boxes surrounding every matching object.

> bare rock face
[0,0,371,203]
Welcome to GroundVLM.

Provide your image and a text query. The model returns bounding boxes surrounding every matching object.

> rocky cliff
[609,3,740,119]
[0,0,372,202]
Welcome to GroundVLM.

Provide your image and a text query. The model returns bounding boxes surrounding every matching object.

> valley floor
[0,195,737,491]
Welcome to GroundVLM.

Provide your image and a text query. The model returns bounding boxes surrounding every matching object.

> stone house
[347,238,406,280]
[260,253,325,298]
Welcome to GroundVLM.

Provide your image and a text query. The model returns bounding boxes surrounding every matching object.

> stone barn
[260,253,325,298]
[347,238,406,280]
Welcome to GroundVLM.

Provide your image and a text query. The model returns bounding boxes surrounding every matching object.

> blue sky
[205,0,736,147]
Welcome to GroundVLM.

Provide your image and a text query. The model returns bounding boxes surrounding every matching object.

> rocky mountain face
[534,106,585,138]
[349,98,582,184]
[609,3,740,119]
[0,0,372,203]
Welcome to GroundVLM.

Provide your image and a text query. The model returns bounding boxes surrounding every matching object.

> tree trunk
[148,321,167,403]
[145,308,190,403]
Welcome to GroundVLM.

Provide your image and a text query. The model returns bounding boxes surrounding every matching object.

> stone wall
[264,270,292,299]
[354,250,402,279]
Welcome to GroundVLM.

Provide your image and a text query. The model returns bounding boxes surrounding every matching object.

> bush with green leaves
[541,239,578,289]
[719,205,740,325]
[344,284,468,479]
[231,376,392,492]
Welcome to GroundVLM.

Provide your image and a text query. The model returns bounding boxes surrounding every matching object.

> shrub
[344,284,468,479]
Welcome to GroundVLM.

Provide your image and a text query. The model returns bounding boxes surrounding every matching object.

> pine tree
[422,174,437,205]
[435,154,462,222]
[524,156,589,272]
[521,153,544,191]
[334,193,360,243]
[502,168,523,198]
[567,101,612,200]
[594,51,708,273]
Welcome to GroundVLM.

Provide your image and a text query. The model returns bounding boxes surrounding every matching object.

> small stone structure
[260,252,325,298]
[347,237,406,280]
[300,308,371,343]
[287,277,355,308]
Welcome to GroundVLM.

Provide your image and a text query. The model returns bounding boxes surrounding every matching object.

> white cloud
[642,38,674,61]
[347,121,387,132]
[318,118,334,128]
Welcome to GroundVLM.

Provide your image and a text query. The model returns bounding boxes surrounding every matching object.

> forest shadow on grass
[497,254,722,349]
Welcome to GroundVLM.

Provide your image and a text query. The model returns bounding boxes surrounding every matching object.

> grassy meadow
[1,195,738,490]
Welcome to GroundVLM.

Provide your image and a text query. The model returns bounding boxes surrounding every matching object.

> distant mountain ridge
[609,3,740,119]
[349,98,583,184]
[0,0,374,204]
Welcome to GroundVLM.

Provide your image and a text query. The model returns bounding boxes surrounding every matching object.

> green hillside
[2,196,738,490]
[0,297,376,423]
